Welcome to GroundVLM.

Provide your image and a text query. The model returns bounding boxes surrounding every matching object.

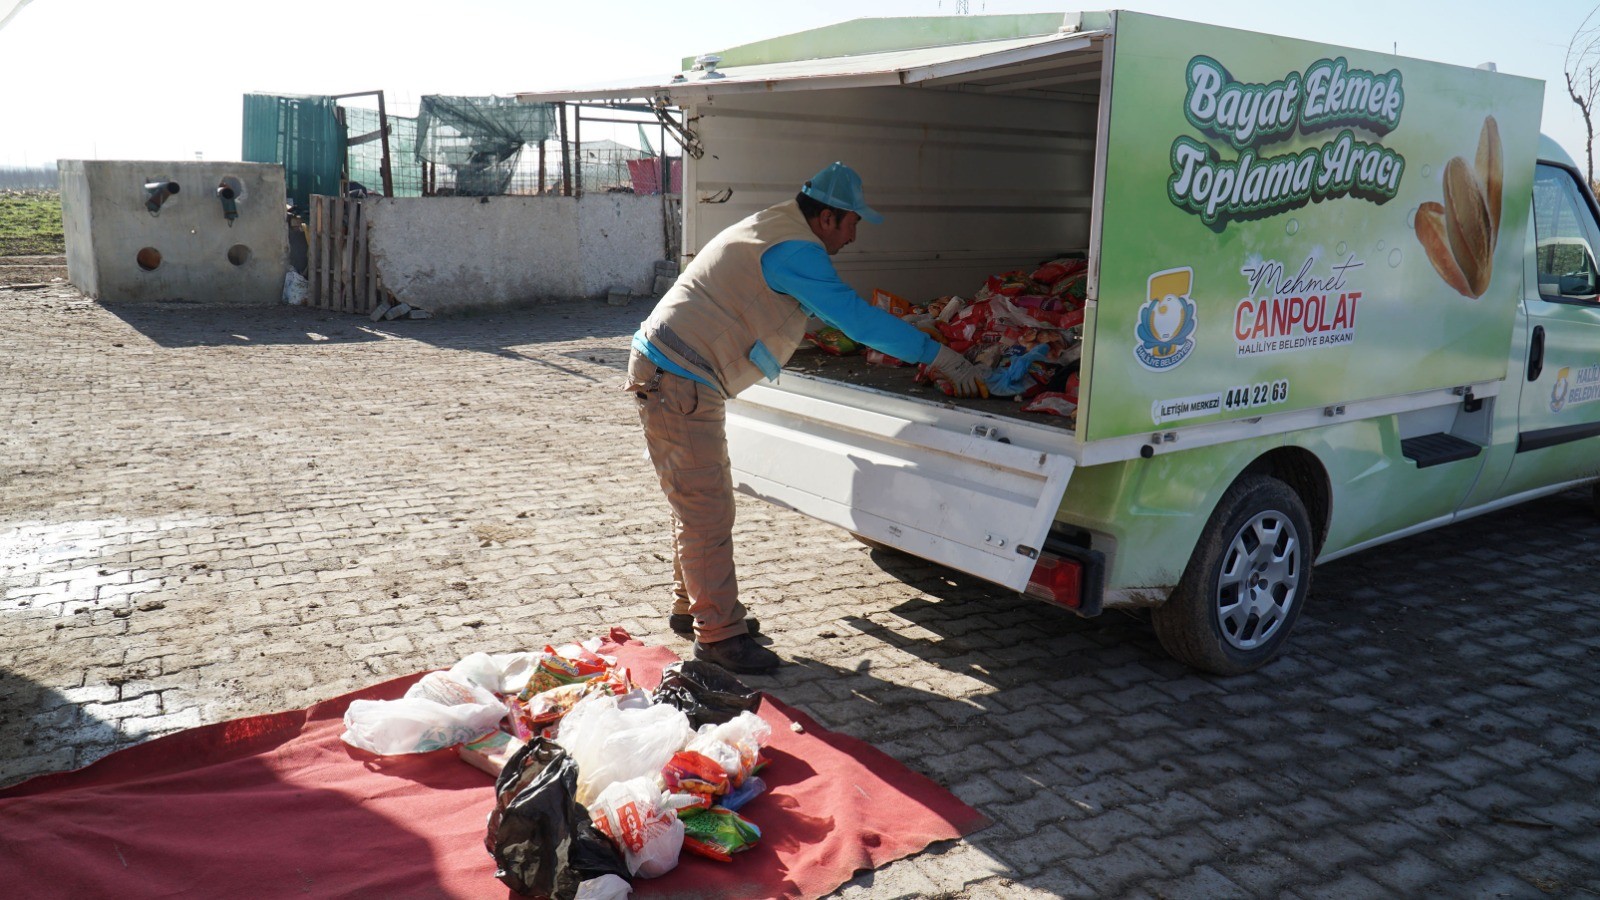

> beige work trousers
[626,349,751,643]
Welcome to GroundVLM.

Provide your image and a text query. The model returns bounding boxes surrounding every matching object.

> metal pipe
[376,90,393,197]
[577,115,662,126]
[559,102,571,197]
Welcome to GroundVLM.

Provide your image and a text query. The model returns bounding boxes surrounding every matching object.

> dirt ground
[0,254,66,287]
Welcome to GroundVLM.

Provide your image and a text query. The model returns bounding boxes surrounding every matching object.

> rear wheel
[1152,475,1312,675]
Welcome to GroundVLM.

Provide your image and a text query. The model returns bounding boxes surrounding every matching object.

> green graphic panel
[1083,12,1545,443]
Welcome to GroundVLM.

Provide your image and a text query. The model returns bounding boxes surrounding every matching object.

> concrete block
[652,274,675,295]
[59,159,288,304]
[369,300,393,322]
[407,309,432,319]
[383,303,412,321]
[607,288,631,307]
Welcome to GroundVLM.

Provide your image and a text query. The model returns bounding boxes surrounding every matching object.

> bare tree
[1566,6,1600,186]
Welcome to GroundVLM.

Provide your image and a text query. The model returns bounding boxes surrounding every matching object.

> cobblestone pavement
[2,287,1598,899]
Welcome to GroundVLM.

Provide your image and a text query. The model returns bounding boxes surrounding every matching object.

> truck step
[1401,432,1483,468]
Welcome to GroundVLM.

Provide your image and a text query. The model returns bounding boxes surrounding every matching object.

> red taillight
[1025,552,1084,609]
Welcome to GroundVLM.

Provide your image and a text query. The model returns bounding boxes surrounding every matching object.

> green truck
[524,11,1600,673]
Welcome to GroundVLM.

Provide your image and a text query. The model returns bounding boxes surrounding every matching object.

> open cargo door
[727,378,1076,592]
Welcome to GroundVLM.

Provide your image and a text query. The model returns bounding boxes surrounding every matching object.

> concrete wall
[59,161,289,305]
[59,161,98,293]
[362,193,664,314]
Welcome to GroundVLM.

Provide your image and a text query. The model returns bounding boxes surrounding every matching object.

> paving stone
[1060,841,1175,894]
[1288,869,1397,899]
[989,788,1085,834]
[1067,808,1150,854]
[1419,830,1510,873]
[1199,809,1289,854]
[1277,832,1378,876]
[1142,864,1249,900]
[1130,826,1229,876]
[1436,872,1549,898]
[989,823,1090,877]
[832,859,942,900]
[82,693,161,721]
[1359,846,1455,894]
[1122,790,1221,829]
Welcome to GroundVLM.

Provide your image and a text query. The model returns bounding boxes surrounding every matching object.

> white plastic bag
[556,693,693,804]
[405,670,497,707]
[574,875,632,900]
[448,651,540,695]
[282,270,308,305]
[341,671,508,755]
[589,776,684,878]
[688,711,771,784]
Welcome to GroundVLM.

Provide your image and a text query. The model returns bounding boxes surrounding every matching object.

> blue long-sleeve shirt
[635,239,941,390]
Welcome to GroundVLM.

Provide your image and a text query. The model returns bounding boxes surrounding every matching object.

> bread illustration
[1417,116,1502,299]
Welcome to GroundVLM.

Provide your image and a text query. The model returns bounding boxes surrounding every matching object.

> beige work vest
[642,200,821,397]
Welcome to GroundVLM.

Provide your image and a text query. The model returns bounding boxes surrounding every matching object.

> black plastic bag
[485,737,628,899]
[651,660,762,729]
[569,817,631,883]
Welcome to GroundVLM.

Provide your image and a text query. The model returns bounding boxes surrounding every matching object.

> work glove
[932,346,989,399]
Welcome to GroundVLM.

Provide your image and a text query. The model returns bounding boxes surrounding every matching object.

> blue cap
[800,162,883,224]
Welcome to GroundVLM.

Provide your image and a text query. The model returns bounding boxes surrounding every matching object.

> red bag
[1030,262,1070,285]
[662,750,731,810]
[1022,392,1077,417]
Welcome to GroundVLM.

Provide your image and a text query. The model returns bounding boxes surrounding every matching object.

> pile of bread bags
[341,641,774,898]
[807,256,1088,418]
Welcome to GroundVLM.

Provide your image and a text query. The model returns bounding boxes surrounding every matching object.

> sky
[1,0,1597,168]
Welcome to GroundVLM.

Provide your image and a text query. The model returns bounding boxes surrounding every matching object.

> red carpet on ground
[0,629,989,899]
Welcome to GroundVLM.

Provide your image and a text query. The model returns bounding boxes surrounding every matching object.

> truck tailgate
[727,376,1077,592]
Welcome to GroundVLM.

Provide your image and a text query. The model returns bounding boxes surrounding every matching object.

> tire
[1152,475,1313,675]
[1591,483,1600,519]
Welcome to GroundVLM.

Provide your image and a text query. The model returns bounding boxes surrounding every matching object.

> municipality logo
[1551,367,1571,413]
[1135,267,1198,371]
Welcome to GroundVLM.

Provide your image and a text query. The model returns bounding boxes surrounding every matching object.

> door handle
[1528,324,1545,381]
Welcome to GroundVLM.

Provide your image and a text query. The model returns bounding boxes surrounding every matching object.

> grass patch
[0,190,65,256]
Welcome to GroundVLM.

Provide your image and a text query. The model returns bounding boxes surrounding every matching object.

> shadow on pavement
[369,301,639,357]
[784,488,1600,895]
[100,300,385,348]
[0,669,122,790]
[98,298,638,354]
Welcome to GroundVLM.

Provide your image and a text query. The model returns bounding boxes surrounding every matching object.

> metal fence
[247,93,683,202]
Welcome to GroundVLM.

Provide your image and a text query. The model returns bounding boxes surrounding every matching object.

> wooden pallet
[307,195,382,314]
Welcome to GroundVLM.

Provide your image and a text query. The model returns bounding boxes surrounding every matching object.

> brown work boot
[693,633,781,674]
[670,613,759,637]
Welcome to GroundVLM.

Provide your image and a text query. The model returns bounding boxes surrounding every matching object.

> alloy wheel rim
[1214,509,1300,651]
